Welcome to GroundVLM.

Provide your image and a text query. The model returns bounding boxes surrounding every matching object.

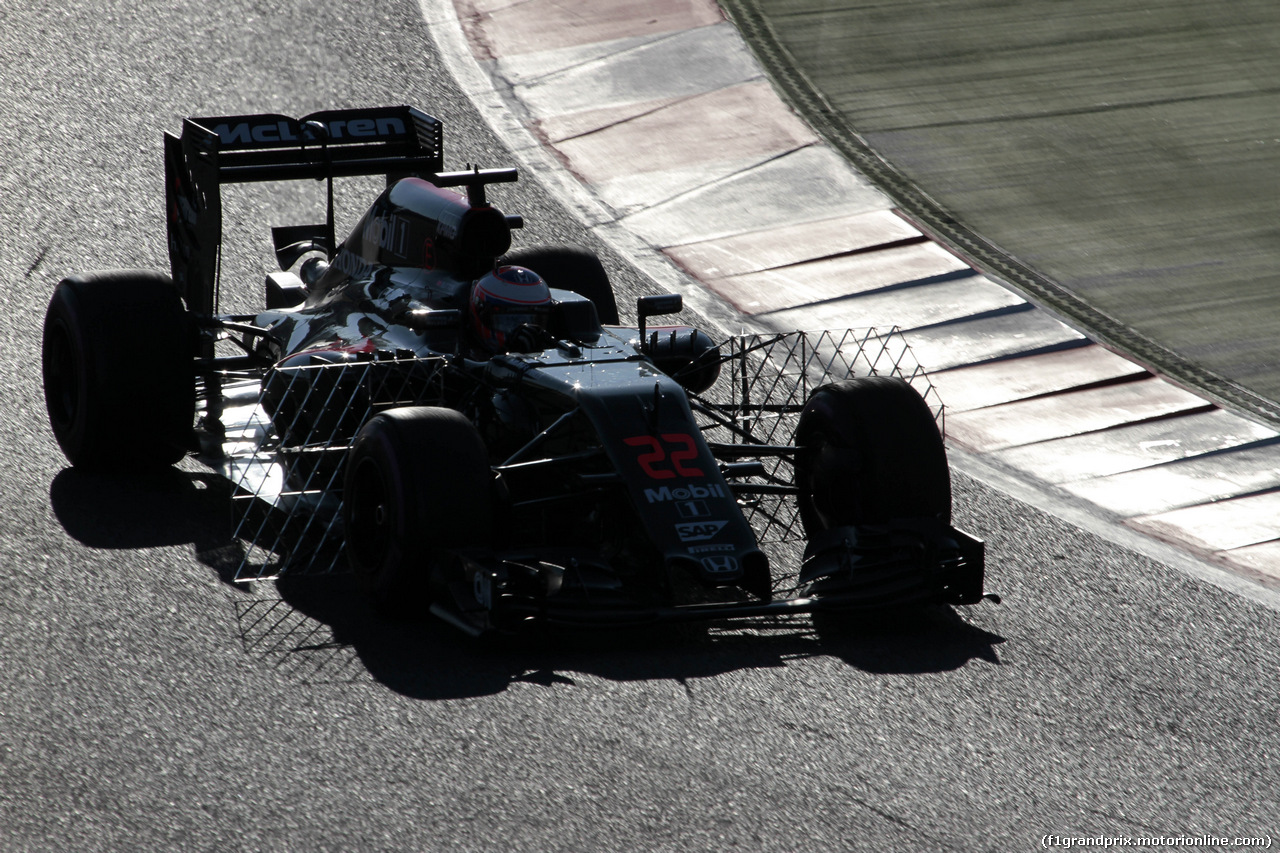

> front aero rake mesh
[224,330,938,587]
[226,356,446,582]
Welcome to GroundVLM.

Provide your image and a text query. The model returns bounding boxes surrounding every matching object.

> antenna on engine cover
[430,166,519,209]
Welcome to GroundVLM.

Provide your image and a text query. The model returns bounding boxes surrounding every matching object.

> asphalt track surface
[2,2,1279,851]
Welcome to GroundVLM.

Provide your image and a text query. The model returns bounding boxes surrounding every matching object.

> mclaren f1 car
[41,105,993,634]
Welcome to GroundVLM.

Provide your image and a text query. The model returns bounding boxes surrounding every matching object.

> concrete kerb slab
[421,0,1280,602]
[622,145,891,248]
[464,0,725,57]
[663,208,924,278]
[951,446,1280,613]
[1063,443,1280,518]
[502,25,766,119]
[754,271,1023,331]
[928,345,1147,414]
[891,308,1087,372]
[946,378,1214,454]
[990,409,1280,484]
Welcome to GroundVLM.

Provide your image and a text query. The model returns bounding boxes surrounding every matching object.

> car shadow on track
[258,572,1006,699]
[49,465,232,553]
[48,467,1005,698]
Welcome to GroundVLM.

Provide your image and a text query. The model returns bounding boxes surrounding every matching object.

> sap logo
[676,520,727,542]
[643,483,727,503]
[700,556,739,575]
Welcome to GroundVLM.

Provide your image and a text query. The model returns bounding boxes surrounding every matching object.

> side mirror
[265,271,307,309]
[638,294,682,319]
[637,294,682,350]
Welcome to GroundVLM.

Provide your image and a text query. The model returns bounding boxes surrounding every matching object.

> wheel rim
[346,455,392,573]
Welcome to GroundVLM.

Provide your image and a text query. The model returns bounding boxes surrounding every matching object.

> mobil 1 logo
[676,499,710,519]
[643,483,727,503]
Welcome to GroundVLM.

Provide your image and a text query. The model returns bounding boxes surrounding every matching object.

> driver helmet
[469,265,552,352]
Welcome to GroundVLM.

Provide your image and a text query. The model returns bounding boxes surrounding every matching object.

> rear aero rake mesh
[227,356,446,582]
[689,328,940,582]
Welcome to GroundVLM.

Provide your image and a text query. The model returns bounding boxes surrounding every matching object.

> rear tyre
[503,245,620,324]
[41,270,195,470]
[343,407,493,617]
[794,376,951,533]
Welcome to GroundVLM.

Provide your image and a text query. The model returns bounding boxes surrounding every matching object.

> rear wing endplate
[164,106,443,315]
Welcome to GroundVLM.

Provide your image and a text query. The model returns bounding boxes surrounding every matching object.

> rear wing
[164,106,443,315]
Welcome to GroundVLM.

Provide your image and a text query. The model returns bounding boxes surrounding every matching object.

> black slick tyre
[794,376,951,533]
[41,270,195,470]
[343,407,493,617]
[503,245,620,324]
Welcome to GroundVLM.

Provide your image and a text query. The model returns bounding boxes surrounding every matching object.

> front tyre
[794,376,954,612]
[794,376,951,532]
[41,270,195,470]
[343,407,494,617]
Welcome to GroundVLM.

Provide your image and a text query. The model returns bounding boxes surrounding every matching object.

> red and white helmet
[469,265,552,352]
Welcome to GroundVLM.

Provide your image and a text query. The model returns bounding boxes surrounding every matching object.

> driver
[468,265,553,353]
